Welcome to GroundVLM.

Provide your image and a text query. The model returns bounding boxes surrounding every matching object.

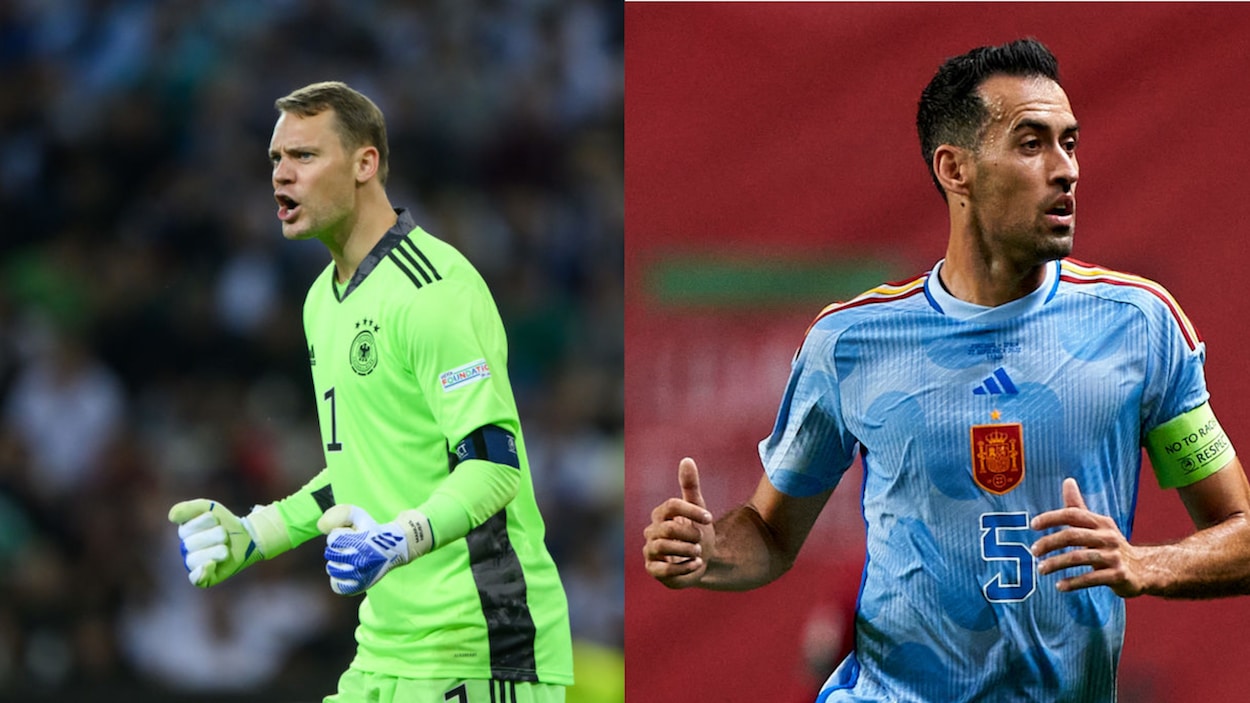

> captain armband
[425,425,522,535]
[451,425,520,469]
[1144,402,1236,489]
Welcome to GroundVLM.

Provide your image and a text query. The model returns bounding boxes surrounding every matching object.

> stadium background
[626,4,1250,703]
[0,1,622,701]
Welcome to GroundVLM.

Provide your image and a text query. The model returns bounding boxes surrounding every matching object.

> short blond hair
[275,81,390,185]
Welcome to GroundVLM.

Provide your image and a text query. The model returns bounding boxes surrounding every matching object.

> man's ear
[933,144,973,199]
[355,145,380,184]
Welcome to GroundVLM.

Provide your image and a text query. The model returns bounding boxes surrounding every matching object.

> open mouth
[1044,196,1075,227]
[276,194,300,221]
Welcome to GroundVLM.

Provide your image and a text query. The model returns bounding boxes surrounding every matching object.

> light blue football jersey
[760,258,1210,703]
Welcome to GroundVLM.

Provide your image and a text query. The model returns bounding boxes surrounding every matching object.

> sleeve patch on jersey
[440,358,491,392]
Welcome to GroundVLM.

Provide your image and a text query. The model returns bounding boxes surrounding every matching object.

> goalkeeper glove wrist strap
[393,508,435,560]
[411,492,474,555]
[244,502,294,559]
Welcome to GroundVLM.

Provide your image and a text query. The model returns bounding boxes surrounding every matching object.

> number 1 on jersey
[323,387,344,452]
[980,512,1036,602]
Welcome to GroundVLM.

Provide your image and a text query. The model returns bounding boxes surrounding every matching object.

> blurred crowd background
[0,1,622,700]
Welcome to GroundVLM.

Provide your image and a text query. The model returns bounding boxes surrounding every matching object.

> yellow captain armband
[1144,402,1236,489]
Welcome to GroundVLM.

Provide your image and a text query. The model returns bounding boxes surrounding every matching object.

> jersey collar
[333,208,417,302]
[924,258,1061,322]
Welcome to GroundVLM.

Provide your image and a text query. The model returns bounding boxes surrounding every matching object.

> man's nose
[1053,150,1078,191]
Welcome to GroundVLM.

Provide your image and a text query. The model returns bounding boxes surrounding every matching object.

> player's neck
[941,235,1049,307]
[324,190,398,285]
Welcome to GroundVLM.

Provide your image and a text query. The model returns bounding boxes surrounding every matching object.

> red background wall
[626,4,1250,702]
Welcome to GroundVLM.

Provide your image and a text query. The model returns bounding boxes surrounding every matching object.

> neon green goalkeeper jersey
[300,209,573,684]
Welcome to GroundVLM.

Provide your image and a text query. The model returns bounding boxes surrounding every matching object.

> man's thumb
[1062,477,1088,510]
[317,504,356,534]
[679,457,706,509]
[168,498,214,525]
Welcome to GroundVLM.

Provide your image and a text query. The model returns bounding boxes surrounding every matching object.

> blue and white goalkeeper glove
[169,499,291,587]
[317,505,434,596]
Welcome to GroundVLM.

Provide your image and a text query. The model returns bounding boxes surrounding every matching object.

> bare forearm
[1139,514,1250,599]
[699,504,799,591]
[645,470,830,591]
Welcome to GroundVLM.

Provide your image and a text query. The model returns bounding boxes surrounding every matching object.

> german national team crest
[350,318,380,376]
[971,423,1025,495]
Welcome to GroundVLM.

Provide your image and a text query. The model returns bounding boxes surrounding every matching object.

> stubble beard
[281,205,331,242]
[1036,221,1075,263]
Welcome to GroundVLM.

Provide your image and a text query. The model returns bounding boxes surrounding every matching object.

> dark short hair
[916,38,1060,197]
[275,81,390,185]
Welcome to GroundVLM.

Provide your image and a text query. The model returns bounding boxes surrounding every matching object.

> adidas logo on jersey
[973,367,1019,395]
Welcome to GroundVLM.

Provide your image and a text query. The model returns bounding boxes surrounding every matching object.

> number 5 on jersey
[980,512,1036,602]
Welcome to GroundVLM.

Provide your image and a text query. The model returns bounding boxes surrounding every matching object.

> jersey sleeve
[275,467,335,547]
[1140,289,1209,435]
[758,319,859,497]
[402,273,520,450]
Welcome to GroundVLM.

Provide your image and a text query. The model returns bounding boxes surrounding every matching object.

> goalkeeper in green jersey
[168,81,573,703]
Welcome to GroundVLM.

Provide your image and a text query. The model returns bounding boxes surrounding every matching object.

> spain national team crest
[350,318,380,376]
[971,422,1025,495]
